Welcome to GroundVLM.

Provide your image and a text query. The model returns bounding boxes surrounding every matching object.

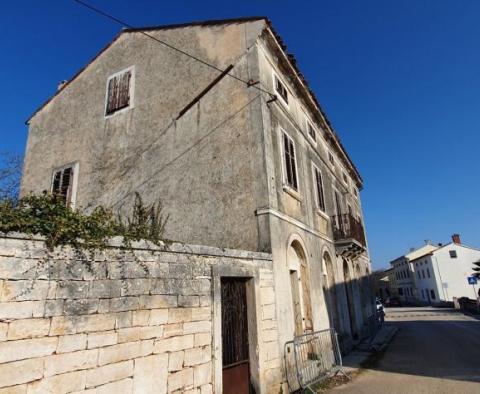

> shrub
[0,192,168,250]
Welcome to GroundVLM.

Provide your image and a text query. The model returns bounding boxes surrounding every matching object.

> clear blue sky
[2,1,480,269]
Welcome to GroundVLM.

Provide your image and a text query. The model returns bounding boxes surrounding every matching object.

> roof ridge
[123,16,268,33]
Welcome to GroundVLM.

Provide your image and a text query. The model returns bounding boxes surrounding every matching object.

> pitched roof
[122,16,267,32]
[406,244,439,262]
[26,16,362,182]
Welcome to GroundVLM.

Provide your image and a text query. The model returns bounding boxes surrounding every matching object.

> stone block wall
[0,235,283,393]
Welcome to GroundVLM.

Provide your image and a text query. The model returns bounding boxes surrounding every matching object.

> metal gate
[284,328,348,392]
[221,278,250,394]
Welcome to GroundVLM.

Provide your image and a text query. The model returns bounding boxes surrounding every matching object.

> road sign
[467,276,477,285]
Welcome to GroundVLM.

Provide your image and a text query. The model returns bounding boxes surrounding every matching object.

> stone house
[21,17,374,392]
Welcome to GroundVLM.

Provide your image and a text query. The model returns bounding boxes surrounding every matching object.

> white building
[390,244,438,304]
[412,234,480,304]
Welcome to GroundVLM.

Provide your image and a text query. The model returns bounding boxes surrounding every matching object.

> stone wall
[0,235,282,393]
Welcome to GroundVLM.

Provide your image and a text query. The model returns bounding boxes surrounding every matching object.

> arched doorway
[355,264,368,325]
[287,240,313,335]
[343,260,358,339]
[322,251,340,334]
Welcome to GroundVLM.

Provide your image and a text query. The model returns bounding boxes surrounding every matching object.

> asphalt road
[329,307,480,394]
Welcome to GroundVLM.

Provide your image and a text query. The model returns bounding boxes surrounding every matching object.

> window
[427,268,430,278]
[105,67,134,116]
[51,163,78,207]
[274,74,288,105]
[313,165,326,212]
[421,289,425,299]
[430,289,436,300]
[282,131,298,191]
[343,172,348,184]
[353,187,358,198]
[417,271,421,279]
[422,270,425,279]
[307,121,316,142]
[449,250,457,258]
[328,151,335,167]
[399,288,404,296]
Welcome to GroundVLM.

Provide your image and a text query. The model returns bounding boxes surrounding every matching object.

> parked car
[385,297,401,307]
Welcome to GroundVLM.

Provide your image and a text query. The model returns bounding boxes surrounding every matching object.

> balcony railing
[331,213,366,247]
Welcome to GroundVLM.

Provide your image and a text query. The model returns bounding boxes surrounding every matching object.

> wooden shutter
[106,70,131,115]
[308,122,316,141]
[51,167,73,205]
[315,168,325,211]
[283,133,298,190]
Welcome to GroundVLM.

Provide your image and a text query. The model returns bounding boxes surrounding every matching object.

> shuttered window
[282,131,298,191]
[105,68,132,116]
[307,121,316,142]
[313,166,326,212]
[275,75,289,105]
[328,151,335,167]
[51,166,74,205]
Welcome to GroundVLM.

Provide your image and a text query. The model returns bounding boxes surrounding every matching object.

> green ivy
[0,192,169,251]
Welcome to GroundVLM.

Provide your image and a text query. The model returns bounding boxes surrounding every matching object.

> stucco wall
[0,235,282,393]
[414,244,480,302]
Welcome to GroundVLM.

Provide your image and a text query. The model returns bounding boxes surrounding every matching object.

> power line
[72,0,276,98]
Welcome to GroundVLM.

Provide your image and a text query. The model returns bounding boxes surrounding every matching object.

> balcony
[331,213,366,259]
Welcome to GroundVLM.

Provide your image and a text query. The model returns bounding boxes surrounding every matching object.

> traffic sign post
[471,259,480,302]
[467,276,478,301]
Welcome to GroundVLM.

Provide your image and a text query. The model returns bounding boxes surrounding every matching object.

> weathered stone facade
[0,235,281,393]
[20,17,375,392]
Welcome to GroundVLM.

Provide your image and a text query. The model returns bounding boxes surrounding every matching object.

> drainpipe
[433,255,448,301]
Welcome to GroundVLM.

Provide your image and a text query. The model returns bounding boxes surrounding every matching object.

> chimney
[438,243,443,247]
[452,234,461,244]
[57,80,68,91]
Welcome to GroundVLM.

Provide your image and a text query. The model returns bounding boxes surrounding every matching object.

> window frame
[449,250,457,258]
[311,163,327,216]
[280,128,300,197]
[50,162,80,209]
[328,150,335,169]
[104,65,135,118]
[353,186,359,199]
[272,72,289,108]
[304,112,317,145]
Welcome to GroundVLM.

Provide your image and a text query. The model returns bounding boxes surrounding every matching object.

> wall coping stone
[0,232,272,261]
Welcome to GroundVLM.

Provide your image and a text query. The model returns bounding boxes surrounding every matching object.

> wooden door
[290,270,304,336]
[221,278,250,394]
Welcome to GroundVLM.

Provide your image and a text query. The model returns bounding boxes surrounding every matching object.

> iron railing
[284,328,348,392]
[331,213,366,247]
